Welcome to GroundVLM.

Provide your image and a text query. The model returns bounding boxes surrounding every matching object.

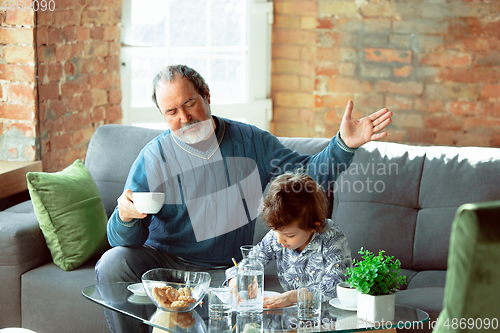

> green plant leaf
[346,247,407,295]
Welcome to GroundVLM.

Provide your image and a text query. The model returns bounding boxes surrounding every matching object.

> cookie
[170,300,189,308]
[178,295,196,303]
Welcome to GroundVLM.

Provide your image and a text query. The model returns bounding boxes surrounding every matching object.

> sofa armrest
[0,211,52,269]
[0,209,52,327]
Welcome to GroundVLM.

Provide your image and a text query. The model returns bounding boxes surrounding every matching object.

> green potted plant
[347,248,407,322]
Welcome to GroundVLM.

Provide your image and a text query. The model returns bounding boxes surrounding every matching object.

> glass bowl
[142,268,211,312]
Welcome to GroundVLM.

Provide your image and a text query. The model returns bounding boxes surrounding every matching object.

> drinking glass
[240,245,256,259]
[297,287,322,320]
[209,287,233,317]
[208,287,234,332]
[236,312,263,333]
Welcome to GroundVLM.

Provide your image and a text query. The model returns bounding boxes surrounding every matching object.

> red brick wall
[3,0,499,168]
[1,1,122,171]
[0,10,37,160]
[37,0,123,171]
[271,0,500,147]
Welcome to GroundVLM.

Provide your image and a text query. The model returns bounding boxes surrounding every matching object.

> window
[121,0,273,131]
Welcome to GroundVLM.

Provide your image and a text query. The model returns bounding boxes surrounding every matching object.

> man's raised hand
[339,100,393,149]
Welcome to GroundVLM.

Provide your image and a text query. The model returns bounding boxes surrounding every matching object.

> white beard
[172,118,214,144]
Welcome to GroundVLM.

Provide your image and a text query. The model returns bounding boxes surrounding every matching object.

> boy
[227,171,352,308]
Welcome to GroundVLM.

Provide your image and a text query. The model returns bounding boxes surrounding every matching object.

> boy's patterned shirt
[226,219,352,301]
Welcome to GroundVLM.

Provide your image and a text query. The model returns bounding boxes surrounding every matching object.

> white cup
[336,282,358,308]
[132,192,165,214]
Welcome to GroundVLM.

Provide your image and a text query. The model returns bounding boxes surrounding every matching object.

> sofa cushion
[21,258,109,333]
[414,147,500,271]
[3,199,34,213]
[333,142,427,269]
[26,159,109,271]
[396,287,444,332]
[0,210,52,328]
[406,270,447,289]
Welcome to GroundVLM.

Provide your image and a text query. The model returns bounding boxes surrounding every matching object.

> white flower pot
[356,292,395,323]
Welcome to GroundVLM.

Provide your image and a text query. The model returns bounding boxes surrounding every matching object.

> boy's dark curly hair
[261,170,327,232]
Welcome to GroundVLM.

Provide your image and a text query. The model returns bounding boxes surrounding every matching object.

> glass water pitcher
[236,245,264,316]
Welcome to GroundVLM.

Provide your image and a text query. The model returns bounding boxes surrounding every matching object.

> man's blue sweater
[107,116,356,267]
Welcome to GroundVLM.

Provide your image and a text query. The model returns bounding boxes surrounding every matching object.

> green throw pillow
[26,159,109,271]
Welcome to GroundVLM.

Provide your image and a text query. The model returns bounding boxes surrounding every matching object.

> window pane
[210,55,246,103]
[169,0,207,47]
[131,54,166,107]
[127,0,249,107]
[211,0,246,47]
[170,53,246,103]
[169,54,208,76]
[129,0,168,46]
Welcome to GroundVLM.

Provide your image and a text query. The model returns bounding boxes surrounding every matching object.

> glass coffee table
[82,282,429,333]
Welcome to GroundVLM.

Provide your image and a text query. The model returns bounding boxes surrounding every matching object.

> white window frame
[120,0,274,131]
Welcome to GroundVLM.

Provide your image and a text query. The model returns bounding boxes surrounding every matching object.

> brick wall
[37,0,123,171]
[0,0,123,171]
[2,0,498,169]
[0,10,37,160]
[271,0,500,147]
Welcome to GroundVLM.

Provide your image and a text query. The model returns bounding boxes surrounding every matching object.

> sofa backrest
[333,141,500,271]
[85,124,164,217]
[86,124,500,272]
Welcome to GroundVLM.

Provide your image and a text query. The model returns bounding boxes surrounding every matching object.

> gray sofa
[1,123,499,333]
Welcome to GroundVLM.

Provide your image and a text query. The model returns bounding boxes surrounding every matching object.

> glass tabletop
[82,282,429,333]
